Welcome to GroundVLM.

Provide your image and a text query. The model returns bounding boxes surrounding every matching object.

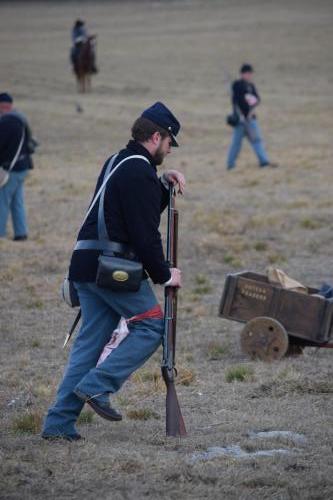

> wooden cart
[219,271,333,361]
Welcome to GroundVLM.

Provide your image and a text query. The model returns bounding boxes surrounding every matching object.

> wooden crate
[219,271,333,343]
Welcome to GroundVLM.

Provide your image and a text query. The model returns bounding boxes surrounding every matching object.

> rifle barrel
[161,183,187,438]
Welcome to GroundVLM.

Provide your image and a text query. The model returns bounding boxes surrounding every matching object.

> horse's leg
[79,74,84,93]
[76,75,81,93]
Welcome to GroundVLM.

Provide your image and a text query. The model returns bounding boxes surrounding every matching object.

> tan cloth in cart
[267,267,308,294]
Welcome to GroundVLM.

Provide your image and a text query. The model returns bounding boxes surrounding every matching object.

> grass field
[1,1,333,499]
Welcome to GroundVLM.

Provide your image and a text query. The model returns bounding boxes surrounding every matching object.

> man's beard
[152,145,166,166]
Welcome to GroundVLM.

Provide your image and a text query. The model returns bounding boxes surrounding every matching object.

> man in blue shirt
[227,64,276,170]
[0,93,34,241]
[42,102,185,441]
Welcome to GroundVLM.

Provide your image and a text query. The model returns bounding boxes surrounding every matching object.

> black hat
[141,102,180,147]
[0,92,13,103]
[240,63,254,74]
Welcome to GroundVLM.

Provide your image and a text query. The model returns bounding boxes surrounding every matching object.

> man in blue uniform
[42,102,185,441]
[226,64,276,170]
[0,93,34,240]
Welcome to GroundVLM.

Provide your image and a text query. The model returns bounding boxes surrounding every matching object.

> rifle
[161,183,187,437]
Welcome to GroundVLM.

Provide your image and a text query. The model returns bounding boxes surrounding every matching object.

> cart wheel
[241,316,289,361]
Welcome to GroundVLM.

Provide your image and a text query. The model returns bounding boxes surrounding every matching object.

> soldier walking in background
[226,64,277,170]
[42,102,185,441]
[0,93,36,241]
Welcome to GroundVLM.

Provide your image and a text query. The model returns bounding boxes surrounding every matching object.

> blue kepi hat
[141,102,180,147]
[0,92,13,103]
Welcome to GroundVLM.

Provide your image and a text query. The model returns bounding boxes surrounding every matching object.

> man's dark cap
[141,102,180,147]
[240,63,254,74]
[0,92,13,103]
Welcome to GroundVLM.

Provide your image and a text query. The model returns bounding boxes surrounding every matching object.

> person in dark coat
[70,19,88,66]
[227,64,276,170]
[72,19,88,45]
[70,19,97,73]
[0,93,34,240]
[42,102,185,441]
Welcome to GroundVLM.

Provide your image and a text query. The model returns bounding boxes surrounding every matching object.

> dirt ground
[1,1,333,499]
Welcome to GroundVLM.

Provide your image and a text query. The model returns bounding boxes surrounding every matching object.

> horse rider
[0,92,37,241]
[42,102,185,441]
[70,19,97,73]
[72,19,88,45]
[226,64,277,170]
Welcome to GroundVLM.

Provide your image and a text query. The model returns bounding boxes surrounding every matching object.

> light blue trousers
[227,118,269,169]
[0,170,29,237]
[43,280,164,437]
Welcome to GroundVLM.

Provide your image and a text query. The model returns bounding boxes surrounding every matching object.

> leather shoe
[260,162,279,168]
[42,433,82,442]
[75,390,122,422]
[13,235,28,241]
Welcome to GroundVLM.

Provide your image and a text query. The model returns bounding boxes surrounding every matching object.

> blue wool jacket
[0,111,33,172]
[68,141,171,285]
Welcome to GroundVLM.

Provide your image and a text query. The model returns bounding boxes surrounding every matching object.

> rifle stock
[161,184,187,437]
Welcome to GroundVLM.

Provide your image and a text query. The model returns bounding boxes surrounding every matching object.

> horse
[73,35,97,93]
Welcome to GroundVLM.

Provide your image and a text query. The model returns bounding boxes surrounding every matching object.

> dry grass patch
[192,274,212,296]
[0,262,24,282]
[251,374,333,399]
[223,253,243,268]
[300,218,324,230]
[114,395,132,408]
[254,241,268,252]
[317,199,333,208]
[30,339,41,348]
[131,368,162,393]
[248,213,284,230]
[193,209,246,236]
[226,238,250,255]
[267,253,287,264]
[207,340,229,360]
[177,366,196,386]
[225,365,255,383]
[25,298,44,310]
[117,459,144,474]
[241,179,260,188]
[77,410,94,425]
[286,200,310,209]
[12,410,43,435]
[126,408,160,420]
[33,383,53,399]
[129,363,196,398]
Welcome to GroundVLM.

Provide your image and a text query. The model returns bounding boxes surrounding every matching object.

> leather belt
[74,239,135,256]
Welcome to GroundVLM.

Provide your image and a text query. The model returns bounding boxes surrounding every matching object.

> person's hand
[245,93,258,106]
[167,267,182,288]
[163,170,186,195]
